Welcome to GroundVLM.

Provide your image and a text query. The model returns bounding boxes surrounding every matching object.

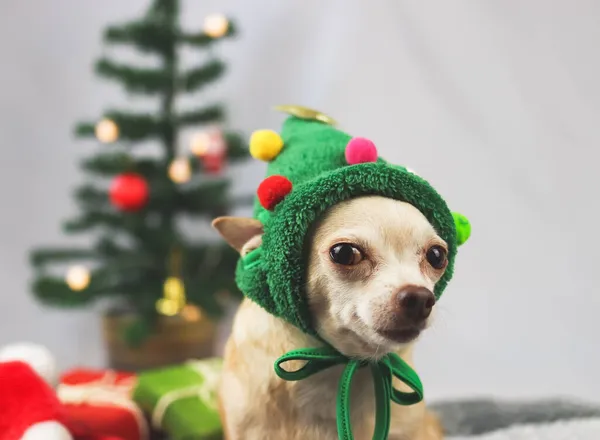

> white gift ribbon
[57,370,148,440]
[151,358,222,430]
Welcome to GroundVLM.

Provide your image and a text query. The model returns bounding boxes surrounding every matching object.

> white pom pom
[0,343,57,387]
[21,421,73,440]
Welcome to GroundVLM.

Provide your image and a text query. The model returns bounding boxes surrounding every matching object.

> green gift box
[133,358,223,440]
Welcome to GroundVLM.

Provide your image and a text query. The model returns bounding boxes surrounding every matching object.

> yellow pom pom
[249,130,284,161]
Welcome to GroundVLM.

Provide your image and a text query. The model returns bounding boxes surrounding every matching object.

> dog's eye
[329,243,364,266]
[426,245,447,269]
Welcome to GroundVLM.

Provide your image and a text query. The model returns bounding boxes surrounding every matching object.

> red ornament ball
[345,137,378,165]
[257,175,293,211]
[202,152,225,174]
[109,173,149,212]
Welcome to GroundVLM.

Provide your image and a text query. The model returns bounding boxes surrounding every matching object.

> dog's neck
[226,298,418,433]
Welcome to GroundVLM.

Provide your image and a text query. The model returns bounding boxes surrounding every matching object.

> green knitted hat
[236,105,471,339]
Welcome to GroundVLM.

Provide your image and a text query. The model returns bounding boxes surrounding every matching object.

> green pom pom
[257,210,271,225]
[452,212,471,246]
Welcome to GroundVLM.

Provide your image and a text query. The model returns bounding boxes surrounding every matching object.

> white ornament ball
[21,421,73,440]
[168,157,192,184]
[203,13,229,38]
[95,118,119,143]
[65,265,91,291]
[0,343,57,387]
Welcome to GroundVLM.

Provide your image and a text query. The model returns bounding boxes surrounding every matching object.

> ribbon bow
[274,347,423,440]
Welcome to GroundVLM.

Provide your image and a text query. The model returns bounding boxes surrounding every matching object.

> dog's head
[213,195,448,359]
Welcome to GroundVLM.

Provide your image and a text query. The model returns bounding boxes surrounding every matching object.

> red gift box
[58,369,148,440]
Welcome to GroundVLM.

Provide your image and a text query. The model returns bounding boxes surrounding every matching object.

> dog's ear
[212,216,264,254]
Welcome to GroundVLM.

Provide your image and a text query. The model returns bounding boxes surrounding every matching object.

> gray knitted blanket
[432,399,600,439]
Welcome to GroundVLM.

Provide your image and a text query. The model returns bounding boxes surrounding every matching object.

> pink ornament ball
[345,137,378,165]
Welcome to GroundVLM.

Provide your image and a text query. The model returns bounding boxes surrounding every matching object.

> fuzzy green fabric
[236,115,459,339]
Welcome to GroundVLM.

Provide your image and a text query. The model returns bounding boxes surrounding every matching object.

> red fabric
[59,369,142,440]
[0,361,67,440]
[257,175,293,210]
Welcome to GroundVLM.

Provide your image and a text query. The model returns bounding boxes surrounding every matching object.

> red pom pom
[109,173,149,212]
[257,175,292,210]
[345,137,378,165]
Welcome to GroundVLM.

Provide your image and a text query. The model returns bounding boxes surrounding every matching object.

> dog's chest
[291,365,376,426]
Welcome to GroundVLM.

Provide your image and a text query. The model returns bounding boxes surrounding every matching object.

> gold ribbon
[151,358,222,429]
[57,370,149,440]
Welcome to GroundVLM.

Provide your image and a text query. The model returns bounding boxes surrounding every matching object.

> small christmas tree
[30,0,249,345]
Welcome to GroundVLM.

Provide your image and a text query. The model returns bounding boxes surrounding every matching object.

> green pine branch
[33,269,121,307]
[178,21,237,46]
[224,132,250,161]
[64,210,143,233]
[30,248,98,267]
[76,111,166,142]
[76,106,230,141]
[185,278,228,317]
[119,278,165,346]
[179,60,225,92]
[32,265,160,308]
[137,179,232,216]
[81,152,132,175]
[102,255,159,273]
[184,242,241,315]
[104,19,175,56]
[183,242,237,274]
[32,276,96,307]
[176,105,224,126]
[149,0,179,16]
[81,150,134,177]
[81,152,165,177]
[64,208,178,253]
[176,180,229,214]
[30,236,153,268]
[94,237,129,257]
[74,184,109,209]
[96,58,170,94]
[95,58,227,95]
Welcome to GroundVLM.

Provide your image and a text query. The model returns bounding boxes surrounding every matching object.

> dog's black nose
[397,287,435,321]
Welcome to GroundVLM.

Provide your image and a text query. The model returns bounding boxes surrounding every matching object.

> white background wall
[0,0,598,402]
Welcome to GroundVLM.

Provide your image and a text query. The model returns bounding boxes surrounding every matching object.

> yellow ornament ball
[156,298,179,316]
[249,129,284,162]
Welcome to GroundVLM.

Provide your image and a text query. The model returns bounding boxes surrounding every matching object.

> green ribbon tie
[274,346,424,440]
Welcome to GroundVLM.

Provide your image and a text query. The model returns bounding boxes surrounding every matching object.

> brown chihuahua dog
[213,196,447,440]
